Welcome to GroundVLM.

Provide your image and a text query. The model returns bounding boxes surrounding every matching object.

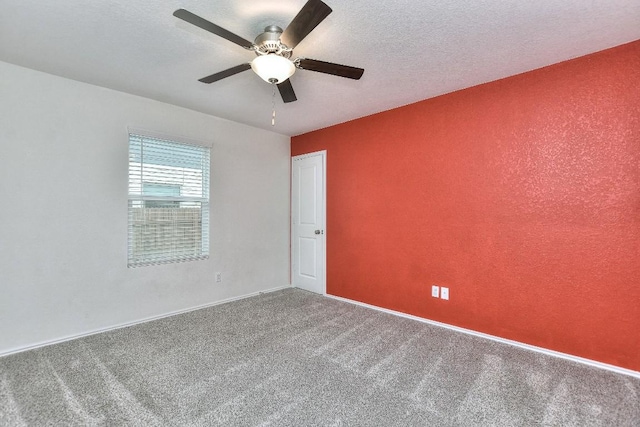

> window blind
[128,133,210,267]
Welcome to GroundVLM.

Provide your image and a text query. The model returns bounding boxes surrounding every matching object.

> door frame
[291,150,327,295]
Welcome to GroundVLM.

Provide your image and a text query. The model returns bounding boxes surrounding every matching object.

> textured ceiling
[1,0,639,136]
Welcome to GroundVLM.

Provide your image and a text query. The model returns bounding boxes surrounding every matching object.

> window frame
[127,129,211,268]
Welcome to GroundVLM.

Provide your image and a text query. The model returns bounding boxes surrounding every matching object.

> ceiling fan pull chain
[271,84,277,126]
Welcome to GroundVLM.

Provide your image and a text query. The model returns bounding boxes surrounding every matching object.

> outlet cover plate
[431,285,439,298]
[441,287,449,300]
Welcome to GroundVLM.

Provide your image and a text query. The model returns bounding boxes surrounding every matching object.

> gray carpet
[0,289,638,426]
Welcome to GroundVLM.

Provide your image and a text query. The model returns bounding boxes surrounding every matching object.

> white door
[291,151,326,294]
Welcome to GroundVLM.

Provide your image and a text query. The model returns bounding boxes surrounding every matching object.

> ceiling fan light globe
[251,54,295,84]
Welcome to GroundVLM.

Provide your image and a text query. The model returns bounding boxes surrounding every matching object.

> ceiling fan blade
[173,9,254,49]
[281,0,332,49]
[198,63,251,84]
[296,58,364,80]
[277,79,297,103]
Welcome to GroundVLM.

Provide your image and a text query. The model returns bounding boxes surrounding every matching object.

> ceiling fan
[173,0,364,103]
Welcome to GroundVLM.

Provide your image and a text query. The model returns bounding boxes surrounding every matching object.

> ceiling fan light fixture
[251,54,295,84]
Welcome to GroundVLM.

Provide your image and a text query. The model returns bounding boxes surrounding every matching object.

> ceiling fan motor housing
[254,26,292,58]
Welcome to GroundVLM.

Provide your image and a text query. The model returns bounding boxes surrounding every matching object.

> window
[142,183,181,208]
[128,132,210,267]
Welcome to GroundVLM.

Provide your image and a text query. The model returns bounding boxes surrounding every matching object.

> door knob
[315,230,322,234]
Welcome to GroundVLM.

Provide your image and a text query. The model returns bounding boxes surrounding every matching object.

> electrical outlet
[441,287,449,300]
[431,285,439,298]
[215,272,222,283]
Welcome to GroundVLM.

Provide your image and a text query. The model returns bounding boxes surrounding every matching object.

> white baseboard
[0,284,292,359]
[326,294,640,380]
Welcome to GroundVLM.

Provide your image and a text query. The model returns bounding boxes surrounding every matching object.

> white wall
[0,61,291,354]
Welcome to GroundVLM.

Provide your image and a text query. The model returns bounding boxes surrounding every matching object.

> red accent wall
[292,40,640,371]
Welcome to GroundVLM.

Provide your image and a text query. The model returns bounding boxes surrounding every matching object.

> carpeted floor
[0,288,638,426]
